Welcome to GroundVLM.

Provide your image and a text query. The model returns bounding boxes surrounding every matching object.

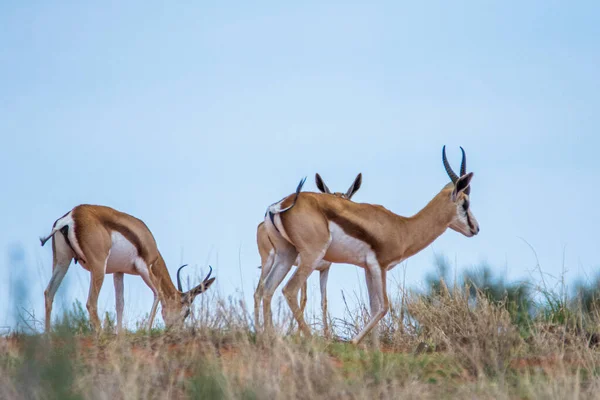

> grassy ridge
[4,260,600,400]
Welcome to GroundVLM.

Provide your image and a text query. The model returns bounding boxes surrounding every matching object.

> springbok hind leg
[44,235,73,333]
[299,280,308,317]
[254,251,275,332]
[282,250,328,338]
[44,262,71,333]
[262,250,297,334]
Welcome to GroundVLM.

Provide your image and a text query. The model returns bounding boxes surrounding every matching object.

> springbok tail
[264,176,306,236]
[266,176,306,216]
[280,176,306,213]
[40,211,73,248]
[40,229,59,247]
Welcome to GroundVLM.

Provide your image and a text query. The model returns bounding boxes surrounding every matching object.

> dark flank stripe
[102,219,149,261]
[322,209,380,252]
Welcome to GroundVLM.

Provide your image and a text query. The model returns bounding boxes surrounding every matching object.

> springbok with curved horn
[254,173,362,336]
[40,204,216,333]
[261,146,479,345]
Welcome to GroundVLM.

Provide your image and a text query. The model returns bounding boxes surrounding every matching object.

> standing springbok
[254,173,362,336]
[261,146,479,345]
[40,204,216,333]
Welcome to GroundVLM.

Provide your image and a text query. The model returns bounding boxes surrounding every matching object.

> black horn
[442,145,459,183]
[202,265,213,284]
[459,146,470,195]
[459,146,467,176]
[176,264,188,292]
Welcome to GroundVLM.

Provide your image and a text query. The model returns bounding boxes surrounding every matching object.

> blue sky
[1,1,599,329]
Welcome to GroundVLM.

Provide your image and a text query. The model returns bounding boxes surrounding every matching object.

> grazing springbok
[261,146,479,345]
[254,173,362,336]
[40,204,216,333]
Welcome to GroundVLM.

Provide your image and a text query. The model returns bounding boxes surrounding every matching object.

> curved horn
[442,145,459,183]
[459,146,470,195]
[202,265,213,284]
[176,264,188,292]
[459,146,467,176]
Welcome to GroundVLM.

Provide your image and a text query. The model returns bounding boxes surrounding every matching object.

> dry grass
[3,278,600,400]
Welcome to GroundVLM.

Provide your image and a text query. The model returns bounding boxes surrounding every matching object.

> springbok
[261,146,479,345]
[40,204,216,333]
[254,173,362,336]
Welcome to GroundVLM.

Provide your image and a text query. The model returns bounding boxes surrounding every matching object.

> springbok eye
[462,199,470,211]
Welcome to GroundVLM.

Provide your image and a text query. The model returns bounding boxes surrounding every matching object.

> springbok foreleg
[351,257,388,346]
[319,266,331,338]
[113,272,125,334]
[364,267,381,348]
[138,264,159,331]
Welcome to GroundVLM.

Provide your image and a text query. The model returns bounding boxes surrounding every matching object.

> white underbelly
[105,231,141,274]
[324,222,371,268]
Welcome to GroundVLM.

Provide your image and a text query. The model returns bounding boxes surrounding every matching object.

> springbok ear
[190,277,216,298]
[315,173,331,194]
[345,173,363,199]
[451,172,473,202]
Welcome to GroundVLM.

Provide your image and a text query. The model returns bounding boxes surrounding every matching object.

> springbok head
[161,265,215,327]
[442,146,480,237]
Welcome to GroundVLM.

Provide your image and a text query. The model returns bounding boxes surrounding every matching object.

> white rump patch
[52,226,76,263]
[47,211,86,266]
[67,215,86,265]
[268,201,284,214]
[53,211,73,230]
[267,193,293,215]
